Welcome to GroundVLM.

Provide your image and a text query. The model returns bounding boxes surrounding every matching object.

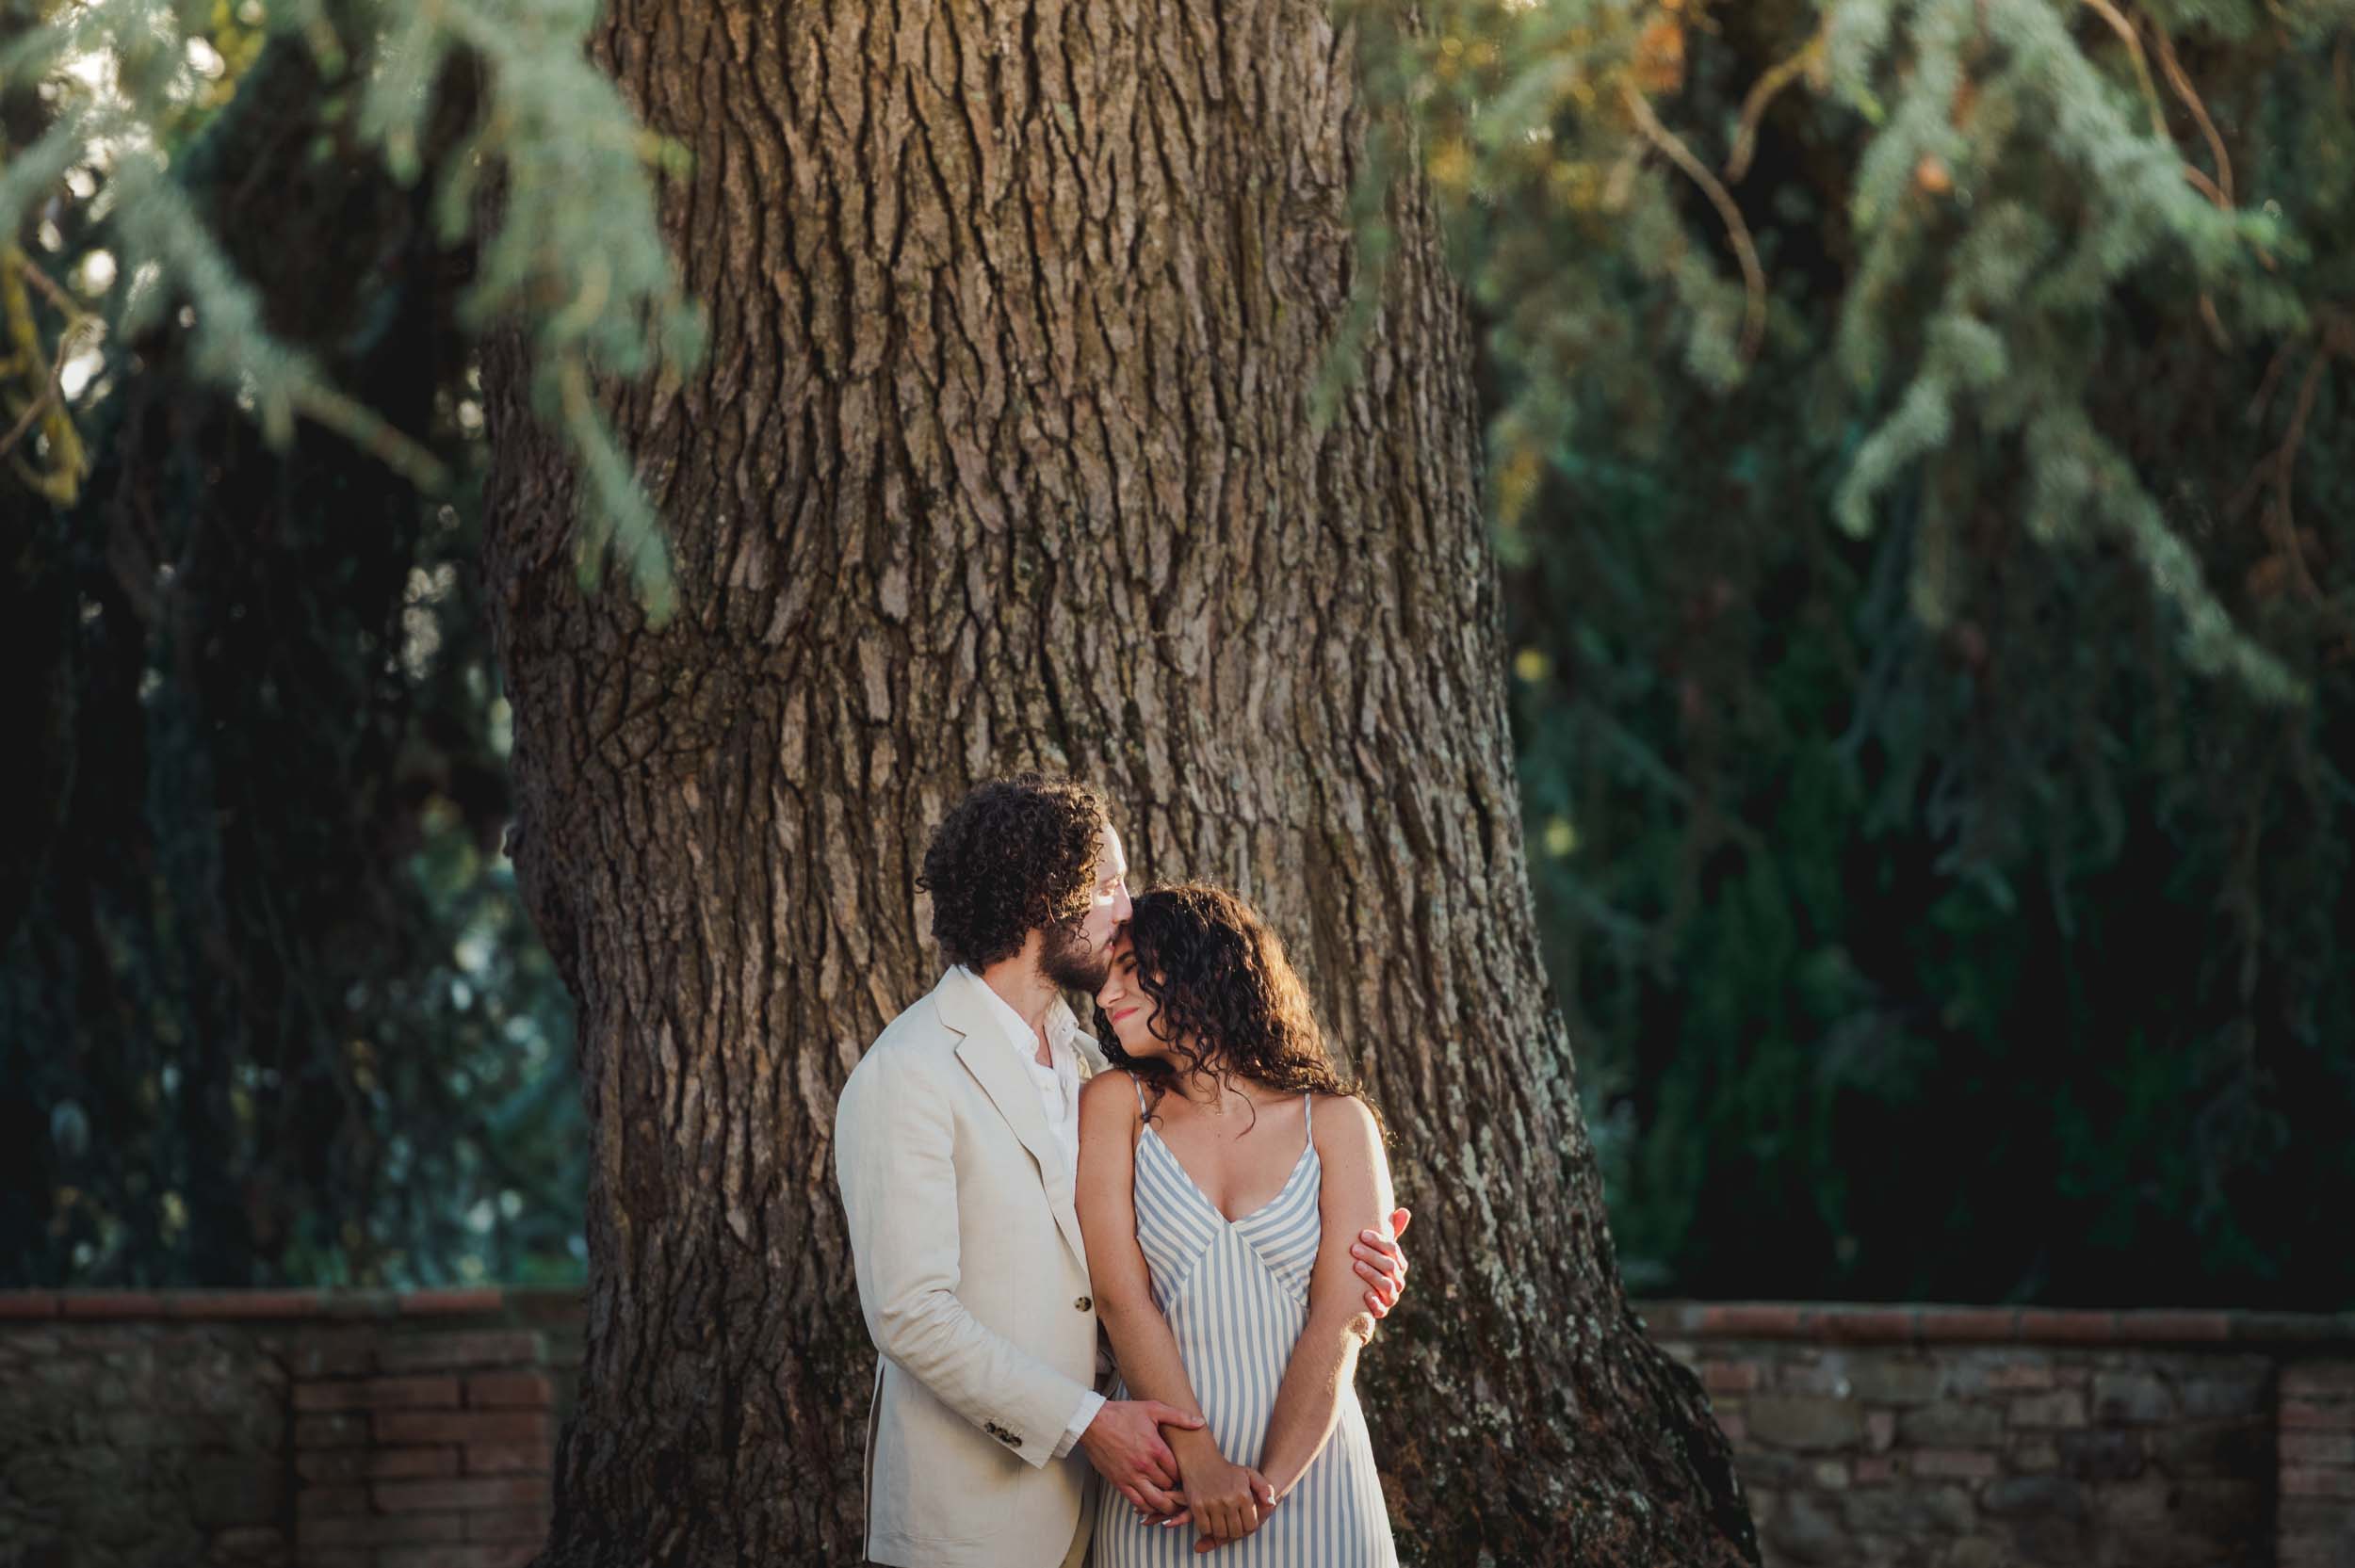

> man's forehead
[1100,823,1128,875]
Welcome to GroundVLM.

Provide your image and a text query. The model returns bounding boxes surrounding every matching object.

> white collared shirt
[956,963,1085,1177]
[953,964,1105,1456]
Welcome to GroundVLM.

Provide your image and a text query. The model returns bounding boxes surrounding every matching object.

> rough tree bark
[479,0,1755,1561]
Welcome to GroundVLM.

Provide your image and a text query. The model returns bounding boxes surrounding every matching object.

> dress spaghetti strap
[1303,1091,1313,1144]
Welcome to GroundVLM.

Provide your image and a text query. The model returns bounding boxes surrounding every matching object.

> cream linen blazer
[835,966,1113,1568]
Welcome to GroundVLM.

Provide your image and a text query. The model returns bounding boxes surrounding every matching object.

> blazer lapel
[937,972,1090,1271]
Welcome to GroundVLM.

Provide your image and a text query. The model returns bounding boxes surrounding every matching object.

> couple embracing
[835,774,1412,1566]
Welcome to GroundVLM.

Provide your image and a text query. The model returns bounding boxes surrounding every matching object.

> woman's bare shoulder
[1080,1068,1141,1115]
[1309,1090,1381,1148]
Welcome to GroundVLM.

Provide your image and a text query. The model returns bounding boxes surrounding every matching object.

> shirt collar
[954,963,1080,1071]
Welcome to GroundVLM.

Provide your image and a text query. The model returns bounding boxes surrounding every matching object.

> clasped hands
[1088,1211,1411,1553]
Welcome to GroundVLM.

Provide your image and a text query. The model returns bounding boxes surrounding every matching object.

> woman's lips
[1109,1006,1137,1025]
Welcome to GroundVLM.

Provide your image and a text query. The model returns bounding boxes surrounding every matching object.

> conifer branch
[2147,18,2233,208]
[1726,28,1827,186]
[1622,82,1766,363]
[2081,0,2168,140]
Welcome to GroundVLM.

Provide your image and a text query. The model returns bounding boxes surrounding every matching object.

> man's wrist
[1055,1389,1107,1460]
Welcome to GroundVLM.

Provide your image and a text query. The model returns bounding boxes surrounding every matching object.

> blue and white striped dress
[1092,1082,1398,1568]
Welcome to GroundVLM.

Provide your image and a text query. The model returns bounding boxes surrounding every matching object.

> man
[835,774,1411,1567]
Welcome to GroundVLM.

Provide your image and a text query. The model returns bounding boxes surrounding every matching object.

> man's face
[1040,822,1132,993]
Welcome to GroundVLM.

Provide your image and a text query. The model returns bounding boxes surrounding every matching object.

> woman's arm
[1076,1073,1210,1426]
[1075,1073,1271,1538]
[1255,1092,1396,1498]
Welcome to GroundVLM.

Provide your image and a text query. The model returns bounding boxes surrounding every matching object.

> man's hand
[1078,1399,1206,1518]
[1353,1206,1413,1319]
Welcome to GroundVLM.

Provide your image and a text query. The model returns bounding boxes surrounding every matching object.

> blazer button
[1076,1296,1093,1312]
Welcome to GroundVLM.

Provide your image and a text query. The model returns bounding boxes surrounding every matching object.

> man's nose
[1114,887,1134,922]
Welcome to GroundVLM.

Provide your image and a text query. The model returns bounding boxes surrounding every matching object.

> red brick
[2284,1364,2355,1395]
[2281,1433,2355,1466]
[297,1484,371,1517]
[2017,1309,2121,1343]
[369,1447,463,1479]
[296,1511,465,1548]
[398,1287,511,1317]
[1701,1361,1760,1394]
[1699,1304,1810,1337]
[1818,1307,1919,1344]
[1984,1363,2056,1391]
[1714,1413,1746,1442]
[377,1331,543,1374]
[1912,1447,2000,1479]
[1918,1308,2019,1343]
[1854,1455,1895,1485]
[2283,1468,2355,1498]
[57,1291,165,1318]
[377,1410,552,1446]
[164,1289,322,1319]
[464,1441,550,1476]
[296,1375,463,1412]
[381,1545,539,1568]
[376,1475,550,1514]
[467,1505,552,1543]
[2283,1401,2355,1431]
[2114,1309,2230,1342]
[0,1293,59,1319]
[467,1370,554,1409]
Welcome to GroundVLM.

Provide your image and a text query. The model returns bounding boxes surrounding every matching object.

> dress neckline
[1140,1123,1318,1227]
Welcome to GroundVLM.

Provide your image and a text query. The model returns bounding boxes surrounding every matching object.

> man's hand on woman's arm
[1078,1398,1206,1518]
[1353,1206,1413,1320]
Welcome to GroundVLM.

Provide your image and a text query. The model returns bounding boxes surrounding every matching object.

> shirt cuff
[1053,1390,1107,1460]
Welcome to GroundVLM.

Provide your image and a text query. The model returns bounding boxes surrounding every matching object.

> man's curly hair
[1094,882,1372,1132]
[918,773,1111,969]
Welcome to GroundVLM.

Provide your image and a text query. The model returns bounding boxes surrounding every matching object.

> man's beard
[1040,919,1111,994]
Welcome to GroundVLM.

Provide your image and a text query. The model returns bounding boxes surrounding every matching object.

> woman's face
[1095,929,1172,1059]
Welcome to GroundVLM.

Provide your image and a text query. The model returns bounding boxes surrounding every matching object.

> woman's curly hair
[918,773,1110,969]
[1095,882,1369,1130]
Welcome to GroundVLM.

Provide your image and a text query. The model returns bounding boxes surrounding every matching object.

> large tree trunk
[480,0,1755,1561]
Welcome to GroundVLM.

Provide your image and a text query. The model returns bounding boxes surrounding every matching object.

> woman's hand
[1174,1446,1276,1552]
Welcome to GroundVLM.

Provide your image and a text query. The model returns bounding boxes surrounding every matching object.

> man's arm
[835,1045,1094,1471]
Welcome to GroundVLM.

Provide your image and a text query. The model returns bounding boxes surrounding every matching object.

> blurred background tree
[1356,0,2355,1306]
[0,0,699,1287]
[2,0,2349,1312]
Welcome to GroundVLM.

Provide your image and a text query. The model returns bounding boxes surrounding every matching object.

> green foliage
[0,0,703,618]
[0,7,592,1287]
[1381,0,2355,1303]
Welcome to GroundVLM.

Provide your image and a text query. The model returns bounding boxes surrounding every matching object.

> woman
[1076,882,1400,1565]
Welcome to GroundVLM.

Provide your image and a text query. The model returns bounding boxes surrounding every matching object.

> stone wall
[1,1290,2347,1567]
[1647,1301,2355,1568]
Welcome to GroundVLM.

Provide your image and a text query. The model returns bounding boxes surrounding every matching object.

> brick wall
[0,1288,580,1568]
[2,1290,2348,1567]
